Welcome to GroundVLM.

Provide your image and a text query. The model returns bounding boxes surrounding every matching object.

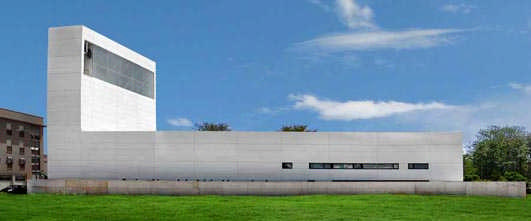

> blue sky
[0,0,530,146]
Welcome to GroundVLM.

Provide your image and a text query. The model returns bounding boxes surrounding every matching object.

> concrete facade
[51,131,462,181]
[47,25,156,133]
[47,25,463,182]
[28,180,526,198]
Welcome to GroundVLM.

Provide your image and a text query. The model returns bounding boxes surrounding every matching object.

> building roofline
[0,108,45,127]
[0,108,43,119]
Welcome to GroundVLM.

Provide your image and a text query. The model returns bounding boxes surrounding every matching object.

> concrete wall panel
[29,180,526,198]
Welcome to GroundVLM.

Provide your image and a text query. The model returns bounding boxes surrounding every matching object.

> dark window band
[309,163,399,170]
[84,42,155,98]
[408,163,429,169]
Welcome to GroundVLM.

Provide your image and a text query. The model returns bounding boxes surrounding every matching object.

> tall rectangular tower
[47,25,156,132]
[47,26,157,179]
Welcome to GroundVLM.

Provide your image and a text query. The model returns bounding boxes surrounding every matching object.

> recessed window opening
[282,162,293,169]
[408,163,429,169]
[83,41,155,98]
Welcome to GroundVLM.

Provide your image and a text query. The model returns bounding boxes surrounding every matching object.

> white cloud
[167,118,193,127]
[336,0,376,29]
[287,91,531,146]
[440,4,476,14]
[289,94,454,120]
[395,93,531,146]
[509,82,531,94]
[295,29,464,52]
[308,0,376,29]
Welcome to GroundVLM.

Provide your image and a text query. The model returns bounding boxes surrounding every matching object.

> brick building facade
[0,108,44,181]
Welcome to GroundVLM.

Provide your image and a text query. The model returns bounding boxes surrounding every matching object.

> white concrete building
[47,25,463,182]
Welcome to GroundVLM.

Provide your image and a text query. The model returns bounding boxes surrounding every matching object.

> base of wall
[28,179,526,198]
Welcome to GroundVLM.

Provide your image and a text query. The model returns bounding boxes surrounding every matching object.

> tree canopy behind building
[280,125,317,132]
[195,122,231,131]
[467,126,528,181]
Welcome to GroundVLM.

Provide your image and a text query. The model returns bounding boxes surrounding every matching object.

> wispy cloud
[440,3,476,14]
[294,29,464,52]
[307,0,332,12]
[256,107,290,115]
[167,118,193,127]
[509,82,531,94]
[289,94,454,120]
[336,0,376,29]
[299,0,469,53]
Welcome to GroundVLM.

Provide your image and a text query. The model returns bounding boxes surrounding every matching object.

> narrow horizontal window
[362,163,399,169]
[408,163,429,169]
[84,41,155,98]
[332,163,344,169]
[309,163,323,169]
[282,162,293,169]
[309,163,399,169]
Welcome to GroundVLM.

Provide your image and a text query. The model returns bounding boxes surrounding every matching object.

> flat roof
[0,108,44,127]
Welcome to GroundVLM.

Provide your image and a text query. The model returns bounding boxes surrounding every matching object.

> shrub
[464,174,480,181]
[503,171,527,181]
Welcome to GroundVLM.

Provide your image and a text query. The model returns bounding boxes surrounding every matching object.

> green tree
[195,122,231,131]
[527,134,531,180]
[281,125,317,132]
[527,134,531,160]
[470,126,528,181]
[463,154,480,181]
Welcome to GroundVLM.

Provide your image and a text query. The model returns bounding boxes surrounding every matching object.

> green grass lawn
[0,194,529,221]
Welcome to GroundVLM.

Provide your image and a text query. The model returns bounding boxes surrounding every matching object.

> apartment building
[0,108,45,181]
